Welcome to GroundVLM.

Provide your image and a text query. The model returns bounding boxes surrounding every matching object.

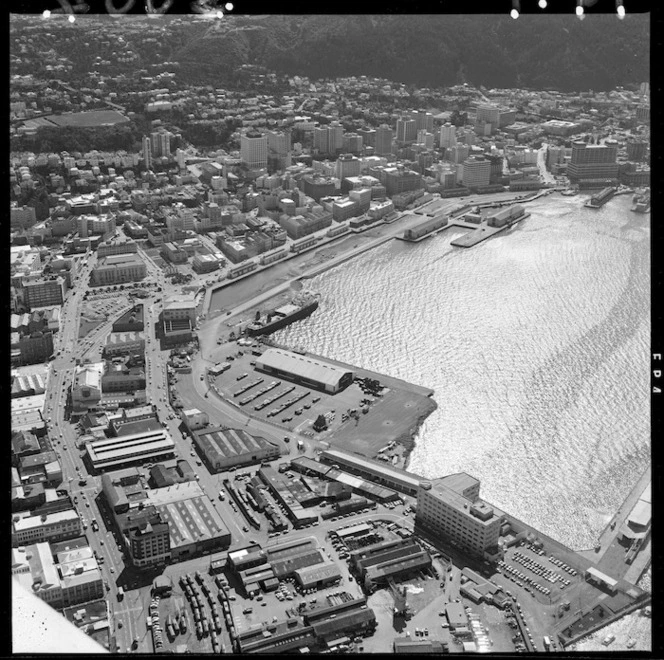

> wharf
[591,465,651,583]
[450,214,529,248]
[301,348,434,398]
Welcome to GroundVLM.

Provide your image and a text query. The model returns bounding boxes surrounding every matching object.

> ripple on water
[274,197,650,551]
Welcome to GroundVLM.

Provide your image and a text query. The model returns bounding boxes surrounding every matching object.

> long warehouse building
[86,429,176,471]
[255,348,355,394]
[319,448,431,496]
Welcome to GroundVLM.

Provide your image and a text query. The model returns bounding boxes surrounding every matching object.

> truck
[117,587,124,601]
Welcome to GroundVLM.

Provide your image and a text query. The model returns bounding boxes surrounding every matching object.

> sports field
[43,109,130,127]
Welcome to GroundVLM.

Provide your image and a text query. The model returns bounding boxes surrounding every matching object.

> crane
[387,578,411,619]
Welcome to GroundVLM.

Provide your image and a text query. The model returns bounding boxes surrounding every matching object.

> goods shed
[255,348,354,394]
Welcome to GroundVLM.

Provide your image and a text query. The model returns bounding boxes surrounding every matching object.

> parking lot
[497,542,581,607]
[208,339,420,446]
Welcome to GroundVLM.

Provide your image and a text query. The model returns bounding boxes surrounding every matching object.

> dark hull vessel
[247,299,319,336]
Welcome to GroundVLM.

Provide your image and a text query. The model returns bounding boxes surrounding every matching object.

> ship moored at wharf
[246,293,319,336]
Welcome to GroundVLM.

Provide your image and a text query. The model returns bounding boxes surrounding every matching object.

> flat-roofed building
[86,429,176,471]
[394,639,446,653]
[319,448,428,496]
[12,508,82,547]
[193,427,280,472]
[91,253,146,285]
[55,544,104,607]
[256,348,354,394]
[12,543,63,607]
[23,276,67,310]
[160,242,188,264]
[181,408,209,432]
[415,473,505,559]
[120,508,171,568]
[192,253,222,273]
[163,294,197,323]
[97,238,138,258]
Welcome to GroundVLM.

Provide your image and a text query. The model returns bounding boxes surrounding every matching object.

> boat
[246,293,319,337]
[631,194,650,213]
[602,634,616,646]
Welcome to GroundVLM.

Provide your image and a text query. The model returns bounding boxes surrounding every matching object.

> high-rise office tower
[267,130,292,170]
[142,137,152,170]
[358,128,376,148]
[328,121,344,155]
[566,141,618,182]
[176,148,186,170]
[461,156,491,188]
[626,140,648,162]
[240,130,268,170]
[417,130,434,150]
[313,127,330,155]
[342,133,364,155]
[374,125,394,156]
[439,123,457,149]
[413,110,434,133]
[396,118,417,145]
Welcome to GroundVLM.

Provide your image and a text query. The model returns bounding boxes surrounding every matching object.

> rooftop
[320,448,427,491]
[144,482,231,548]
[257,348,354,389]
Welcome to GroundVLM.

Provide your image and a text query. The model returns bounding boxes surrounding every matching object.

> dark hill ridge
[173,14,649,91]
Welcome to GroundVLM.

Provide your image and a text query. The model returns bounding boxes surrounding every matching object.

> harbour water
[273,194,651,647]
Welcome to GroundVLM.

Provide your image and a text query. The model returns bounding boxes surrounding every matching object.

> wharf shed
[255,348,354,394]
[290,456,398,502]
[403,214,447,240]
[319,448,429,496]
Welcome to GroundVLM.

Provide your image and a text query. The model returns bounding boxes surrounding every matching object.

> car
[110,567,115,573]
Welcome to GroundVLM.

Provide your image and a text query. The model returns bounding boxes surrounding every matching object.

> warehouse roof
[195,427,279,462]
[86,430,175,468]
[257,348,354,389]
[320,448,426,491]
[294,561,341,587]
[145,482,230,549]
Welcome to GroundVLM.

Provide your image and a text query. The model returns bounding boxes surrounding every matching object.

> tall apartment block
[241,131,269,170]
[375,125,394,156]
[396,117,417,145]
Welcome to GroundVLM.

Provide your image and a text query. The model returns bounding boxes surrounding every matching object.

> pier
[396,208,530,248]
